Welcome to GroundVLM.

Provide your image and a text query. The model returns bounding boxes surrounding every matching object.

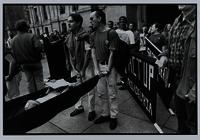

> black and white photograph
[1,0,198,137]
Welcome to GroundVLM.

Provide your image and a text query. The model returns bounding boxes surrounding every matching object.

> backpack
[107,29,130,76]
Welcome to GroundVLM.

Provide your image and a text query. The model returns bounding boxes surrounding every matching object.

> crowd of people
[4,5,196,133]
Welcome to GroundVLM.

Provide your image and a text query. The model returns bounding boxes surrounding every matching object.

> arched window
[36,28,40,36]
[42,5,48,20]
[72,5,79,12]
[45,27,49,36]
[91,5,99,12]
[59,5,65,14]
[33,7,39,23]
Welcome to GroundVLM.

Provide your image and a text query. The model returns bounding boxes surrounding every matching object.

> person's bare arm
[107,50,114,74]
[81,50,90,78]
[91,48,100,75]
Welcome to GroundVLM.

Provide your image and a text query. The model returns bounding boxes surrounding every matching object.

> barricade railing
[126,49,175,133]
[144,36,175,115]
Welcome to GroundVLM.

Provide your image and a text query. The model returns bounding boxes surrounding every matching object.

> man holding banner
[65,13,96,121]
[90,9,120,130]
[157,5,197,134]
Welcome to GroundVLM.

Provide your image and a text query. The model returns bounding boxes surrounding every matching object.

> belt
[99,60,108,65]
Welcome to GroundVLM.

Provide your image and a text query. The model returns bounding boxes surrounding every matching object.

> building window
[34,7,39,23]
[36,28,40,36]
[91,5,99,12]
[52,6,56,17]
[59,5,65,14]
[42,5,48,20]
[45,27,49,36]
[26,10,31,24]
[72,5,78,12]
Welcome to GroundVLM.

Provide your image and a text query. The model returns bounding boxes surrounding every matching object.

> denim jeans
[72,61,96,112]
[97,64,118,118]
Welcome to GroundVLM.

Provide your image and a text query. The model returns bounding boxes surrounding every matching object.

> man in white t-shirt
[116,16,130,44]
[115,16,133,90]
[118,16,136,46]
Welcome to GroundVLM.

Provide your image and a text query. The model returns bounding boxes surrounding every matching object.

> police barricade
[144,37,175,114]
[126,51,175,133]
[126,52,161,132]
[127,34,176,133]
[4,75,100,134]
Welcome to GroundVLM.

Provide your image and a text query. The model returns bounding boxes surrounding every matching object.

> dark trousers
[174,95,197,134]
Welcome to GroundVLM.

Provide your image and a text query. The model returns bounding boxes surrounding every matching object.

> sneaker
[109,118,117,130]
[94,115,110,124]
[88,111,96,121]
[70,108,84,117]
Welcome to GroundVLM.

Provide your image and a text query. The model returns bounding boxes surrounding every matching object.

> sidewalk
[18,58,178,134]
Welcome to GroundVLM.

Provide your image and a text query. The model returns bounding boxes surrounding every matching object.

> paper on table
[46,79,71,89]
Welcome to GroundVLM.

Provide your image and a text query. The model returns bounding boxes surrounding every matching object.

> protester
[4,34,22,100]
[149,23,167,54]
[90,9,120,130]
[5,57,22,100]
[115,16,131,90]
[107,20,114,29]
[117,17,136,49]
[121,21,136,51]
[157,5,197,134]
[139,24,148,54]
[147,24,153,37]
[88,25,95,34]
[116,17,130,44]
[113,23,118,30]
[6,32,14,49]
[65,13,96,121]
[162,23,171,43]
[128,23,134,30]
[49,29,61,42]
[10,19,45,93]
[129,22,140,48]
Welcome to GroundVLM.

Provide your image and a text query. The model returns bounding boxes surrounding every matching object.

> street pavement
[15,57,178,134]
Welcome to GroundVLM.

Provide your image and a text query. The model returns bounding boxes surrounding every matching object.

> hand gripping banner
[4,75,100,134]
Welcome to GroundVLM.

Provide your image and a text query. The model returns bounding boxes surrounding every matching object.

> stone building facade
[26,5,129,35]
[4,4,180,36]
[4,5,27,40]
